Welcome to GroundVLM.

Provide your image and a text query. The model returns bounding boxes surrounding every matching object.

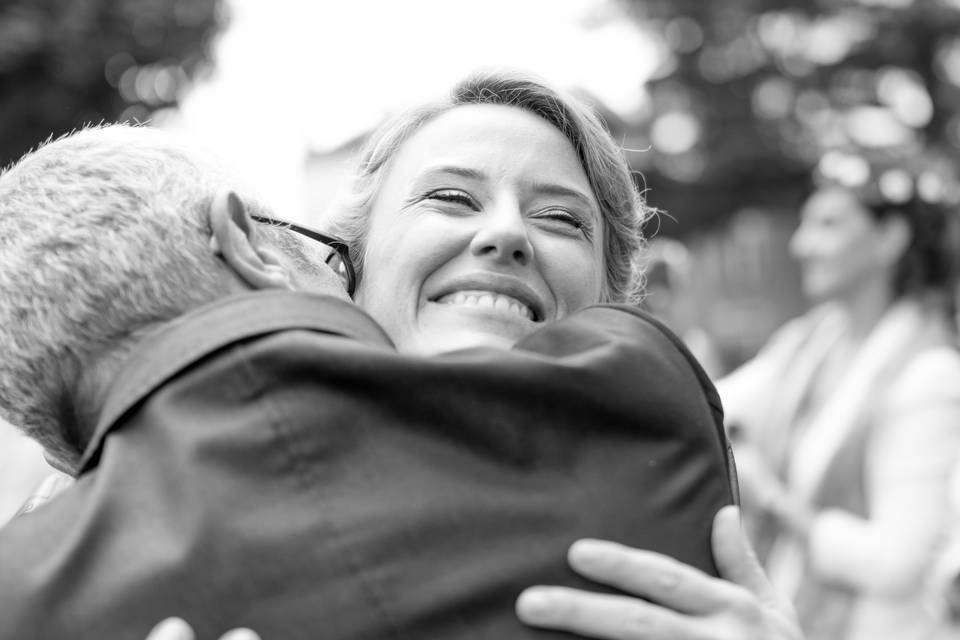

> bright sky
[167,0,659,220]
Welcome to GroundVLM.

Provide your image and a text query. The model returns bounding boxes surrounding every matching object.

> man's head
[0,124,345,472]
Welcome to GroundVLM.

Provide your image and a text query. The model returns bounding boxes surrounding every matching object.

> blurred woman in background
[719,156,960,640]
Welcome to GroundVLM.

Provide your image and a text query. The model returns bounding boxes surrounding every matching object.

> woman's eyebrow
[417,165,487,181]
[529,181,598,211]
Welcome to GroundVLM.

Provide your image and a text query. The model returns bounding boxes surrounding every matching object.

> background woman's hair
[863,195,959,307]
[326,69,653,304]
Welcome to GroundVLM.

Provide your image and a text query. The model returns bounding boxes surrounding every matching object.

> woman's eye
[545,211,582,228]
[426,189,477,209]
[536,208,592,237]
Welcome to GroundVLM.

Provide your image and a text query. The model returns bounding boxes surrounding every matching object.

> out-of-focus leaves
[0,0,225,167]
[609,0,960,233]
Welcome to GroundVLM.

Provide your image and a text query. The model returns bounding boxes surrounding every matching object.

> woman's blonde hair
[326,70,652,304]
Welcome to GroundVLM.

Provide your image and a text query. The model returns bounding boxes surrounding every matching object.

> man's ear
[208,191,293,290]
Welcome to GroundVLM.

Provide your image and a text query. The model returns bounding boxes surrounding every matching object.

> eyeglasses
[251,215,356,297]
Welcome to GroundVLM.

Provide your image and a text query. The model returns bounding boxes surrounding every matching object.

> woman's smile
[426,271,546,322]
[433,291,536,321]
[420,290,539,351]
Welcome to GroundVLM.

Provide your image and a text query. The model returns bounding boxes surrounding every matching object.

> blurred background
[3,0,959,372]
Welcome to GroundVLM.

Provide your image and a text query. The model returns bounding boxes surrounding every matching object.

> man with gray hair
[0,124,790,640]
[0,125,349,474]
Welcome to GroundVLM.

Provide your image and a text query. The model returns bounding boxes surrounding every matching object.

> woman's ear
[208,190,293,290]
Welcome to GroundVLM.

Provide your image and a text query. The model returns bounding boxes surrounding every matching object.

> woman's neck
[835,278,897,343]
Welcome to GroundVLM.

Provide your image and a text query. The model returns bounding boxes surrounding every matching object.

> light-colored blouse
[719,300,960,640]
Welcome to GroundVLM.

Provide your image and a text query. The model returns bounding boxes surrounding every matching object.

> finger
[219,629,262,640]
[516,586,710,640]
[711,506,792,615]
[145,617,195,640]
[566,538,741,614]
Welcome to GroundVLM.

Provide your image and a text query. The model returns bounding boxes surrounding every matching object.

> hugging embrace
[0,71,798,640]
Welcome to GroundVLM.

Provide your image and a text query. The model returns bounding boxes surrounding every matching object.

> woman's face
[354,104,604,355]
[789,187,892,303]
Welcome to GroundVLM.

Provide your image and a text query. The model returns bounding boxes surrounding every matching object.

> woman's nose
[469,201,534,266]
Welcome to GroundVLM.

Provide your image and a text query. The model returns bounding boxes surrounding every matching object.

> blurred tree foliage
[0,0,225,168]
[609,0,960,233]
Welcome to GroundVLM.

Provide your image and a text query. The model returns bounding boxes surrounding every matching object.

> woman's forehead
[385,104,594,191]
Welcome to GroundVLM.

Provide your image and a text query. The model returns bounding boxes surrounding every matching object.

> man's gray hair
[0,124,309,470]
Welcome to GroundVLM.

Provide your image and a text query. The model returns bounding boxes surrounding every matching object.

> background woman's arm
[805,351,960,596]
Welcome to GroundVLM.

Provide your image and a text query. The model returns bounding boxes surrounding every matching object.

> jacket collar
[77,291,392,474]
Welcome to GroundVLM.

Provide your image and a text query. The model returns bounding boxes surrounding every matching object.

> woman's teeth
[439,291,534,320]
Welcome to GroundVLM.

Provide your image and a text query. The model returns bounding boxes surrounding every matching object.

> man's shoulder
[80,291,392,473]
[518,304,717,391]
[108,290,391,397]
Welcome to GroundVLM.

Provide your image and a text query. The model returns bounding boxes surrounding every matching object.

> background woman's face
[354,104,604,355]
[789,187,891,303]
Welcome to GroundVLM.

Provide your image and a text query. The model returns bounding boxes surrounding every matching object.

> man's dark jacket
[0,291,737,640]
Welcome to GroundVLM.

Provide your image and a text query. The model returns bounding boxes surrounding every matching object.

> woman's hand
[145,618,261,640]
[516,506,803,640]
